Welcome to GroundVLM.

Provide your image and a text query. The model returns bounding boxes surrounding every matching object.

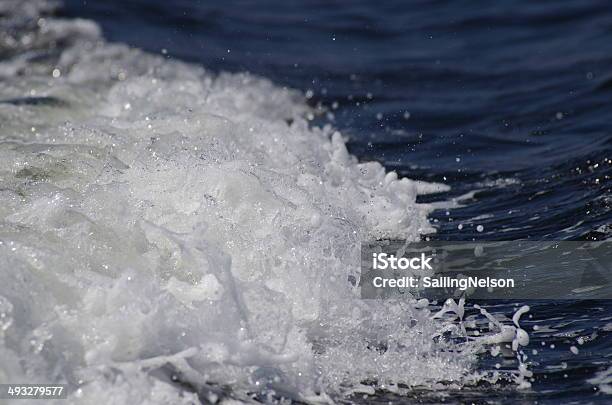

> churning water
[1,0,611,403]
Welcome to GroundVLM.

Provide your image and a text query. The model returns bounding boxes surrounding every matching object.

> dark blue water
[61,0,612,403]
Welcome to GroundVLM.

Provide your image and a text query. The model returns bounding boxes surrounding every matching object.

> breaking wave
[0,1,530,402]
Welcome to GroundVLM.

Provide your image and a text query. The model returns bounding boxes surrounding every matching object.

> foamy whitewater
[0,1,532,403]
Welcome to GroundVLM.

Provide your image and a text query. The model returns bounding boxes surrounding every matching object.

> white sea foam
[0,1,528,402]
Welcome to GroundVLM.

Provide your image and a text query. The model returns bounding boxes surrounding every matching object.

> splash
[0,1,529,402]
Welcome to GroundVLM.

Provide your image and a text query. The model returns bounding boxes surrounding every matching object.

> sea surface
[1,0,611,403]
[60,0,612,238]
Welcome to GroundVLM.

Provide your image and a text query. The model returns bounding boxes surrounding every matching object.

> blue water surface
[61,1,612,403]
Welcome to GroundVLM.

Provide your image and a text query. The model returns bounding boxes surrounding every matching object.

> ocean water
[0,0,611,403]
